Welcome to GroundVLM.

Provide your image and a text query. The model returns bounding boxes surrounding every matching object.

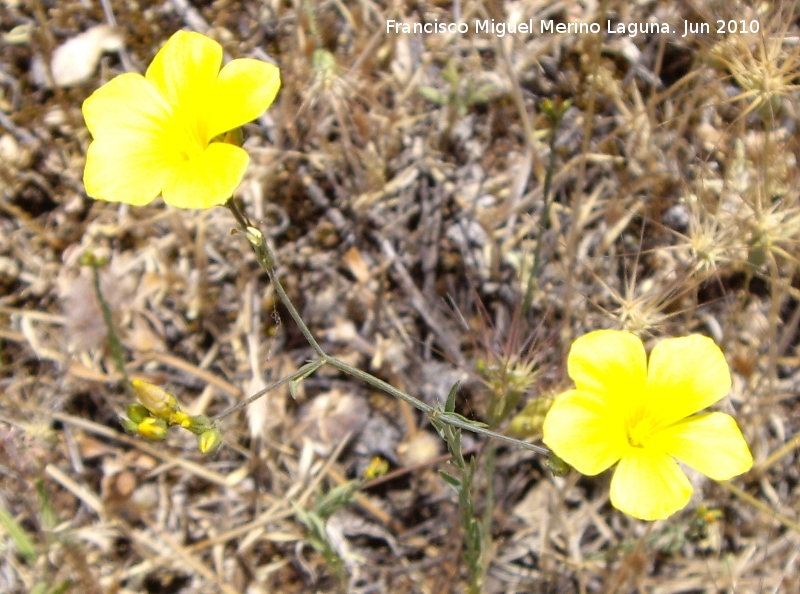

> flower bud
[545,453,570,477]
[131,379,179,419]
[125,403,150,424]
[364,457,389,480]
[137,417,168,441]
[507,395,553,438]
[197,428,222,455]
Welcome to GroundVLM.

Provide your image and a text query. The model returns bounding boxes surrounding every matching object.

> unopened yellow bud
[126,403,150,424]
[137,417,168,441]
[78,251,109,267]
[131,380,179,419]
[168,411,193,429]
[545,454,570,477]
[507,395,553,438]
[507,414,536,437]
[364,457,389,480]
[198,428,222,455]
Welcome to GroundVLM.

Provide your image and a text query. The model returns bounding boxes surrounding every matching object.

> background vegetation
[1,0,799,592]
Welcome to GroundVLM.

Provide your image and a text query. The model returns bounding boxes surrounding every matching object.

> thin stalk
[210,359,324,423]
[302,0,322,48]
[522,104,562,317]
[270,268,327,358]
[89,261,130,390]
[327,355,550,455]
[224,200,551,457]
[478,441,497,589]
[226,197,250,230]
[560,0,607,350]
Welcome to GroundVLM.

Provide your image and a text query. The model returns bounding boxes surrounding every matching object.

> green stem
[302,0,322,48]
[522,104,563,317]
[224,200,551,457]
[269,266,327,358]
[226,197,251,230]
[210,359,324,423]
[479,441,497,583]
[89,262,130,390]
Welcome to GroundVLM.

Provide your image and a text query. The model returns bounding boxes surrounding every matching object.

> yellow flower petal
[542,389,627,475]
[145,30,221,111]
[649,412,753,480]
[646,335,732,431]
[610,447,693,520]
[83,73,172,139]
[84,138,172,205]
[567,330,647,414]
[162,142,249,209]
[207,58,281,139]
[146,30,222,144]
[82,73,179,204]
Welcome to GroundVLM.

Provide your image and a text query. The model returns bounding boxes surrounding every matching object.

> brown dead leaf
[295,390,369,454]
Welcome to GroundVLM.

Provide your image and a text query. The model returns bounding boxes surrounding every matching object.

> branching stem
[223,199,551,457]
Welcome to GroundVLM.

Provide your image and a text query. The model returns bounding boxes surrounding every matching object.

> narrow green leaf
[428,413,447,440]
[466,455,477,482]
[46,582,72,594]
[36,479,58,530]
[445,381,460,413]
[439,471,461,490]
[289,359,325,400]
[418,86,446,105]
[439,410,488,429]
[0,505,37,564]
[467,519,482,545]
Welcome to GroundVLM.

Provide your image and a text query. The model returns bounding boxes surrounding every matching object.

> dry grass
[2,0,800,592]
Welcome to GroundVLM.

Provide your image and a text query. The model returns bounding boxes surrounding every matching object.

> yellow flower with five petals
[543,330,753,521]
[82,30,280,209]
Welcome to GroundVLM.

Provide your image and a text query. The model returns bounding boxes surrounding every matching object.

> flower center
[626,418,651,448]
[176,137,205,162]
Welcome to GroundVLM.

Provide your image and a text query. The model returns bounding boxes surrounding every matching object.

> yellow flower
[542,330,753,521]
[82,30,280,209]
